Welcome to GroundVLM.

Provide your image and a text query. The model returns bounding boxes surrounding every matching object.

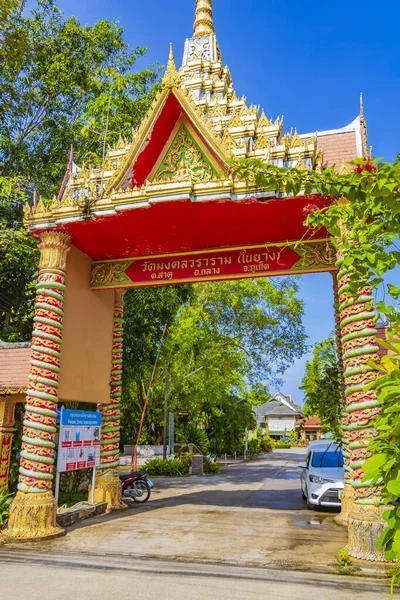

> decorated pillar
[93,289,126,511]
[6,231,71,540]
[0,397,17,490]
[336,256,387,561]
[332,272,354,526]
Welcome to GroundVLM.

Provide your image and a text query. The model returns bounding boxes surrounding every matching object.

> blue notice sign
[58,409,102,473]
[61,409,102,428]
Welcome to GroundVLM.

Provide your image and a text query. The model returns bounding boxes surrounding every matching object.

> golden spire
[162,43,180,88]
[194,0,214,37]
[359,92,368,156]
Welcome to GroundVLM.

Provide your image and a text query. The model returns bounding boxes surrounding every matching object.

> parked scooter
[119,471,153,503]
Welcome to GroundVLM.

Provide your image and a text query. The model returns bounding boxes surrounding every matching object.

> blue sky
[26,0,400,402]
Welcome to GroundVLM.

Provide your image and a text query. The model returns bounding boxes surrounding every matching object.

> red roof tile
[303,417,321,428]
[317,131,358,170]
[0,347,31,390]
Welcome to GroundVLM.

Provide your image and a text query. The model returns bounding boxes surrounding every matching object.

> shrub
[260,436,274,453]
[145,457,191,477]
[274,441,292,449]
[204,460,220,474]
[0,489,14,528]
[177,423,210,455]
[247,438,259,455]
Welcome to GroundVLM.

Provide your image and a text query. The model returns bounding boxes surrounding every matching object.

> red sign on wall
[91,240,336,290]
[125,245,302,286]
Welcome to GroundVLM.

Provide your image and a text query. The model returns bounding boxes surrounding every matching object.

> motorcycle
[119,470,153,503]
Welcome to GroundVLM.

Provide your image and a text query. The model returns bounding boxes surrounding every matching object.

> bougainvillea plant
[234,154,400,562]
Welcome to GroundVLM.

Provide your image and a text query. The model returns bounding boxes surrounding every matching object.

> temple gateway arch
[3,0,385,562]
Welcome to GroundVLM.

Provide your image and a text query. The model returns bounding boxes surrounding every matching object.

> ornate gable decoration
[153,124,219,184]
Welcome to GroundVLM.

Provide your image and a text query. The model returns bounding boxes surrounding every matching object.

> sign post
[168,411,175,453]
[56,408,102,505]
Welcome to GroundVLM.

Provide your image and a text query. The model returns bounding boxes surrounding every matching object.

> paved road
[1,449,394,598]
[0,550,393,600]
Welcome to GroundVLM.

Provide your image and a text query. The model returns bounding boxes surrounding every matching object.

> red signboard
[125,245,302,287]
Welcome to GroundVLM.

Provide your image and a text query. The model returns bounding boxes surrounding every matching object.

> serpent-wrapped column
[6,231,71,540]
[337,257,387,561]
[93,289,126,511]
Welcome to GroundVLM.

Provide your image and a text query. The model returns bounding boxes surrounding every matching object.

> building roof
[253,391,302,420]
[301,115,364,172]
[0,342,31,394]
[268,405,302,417]
[302,417,321,429]
[25,0,364,236]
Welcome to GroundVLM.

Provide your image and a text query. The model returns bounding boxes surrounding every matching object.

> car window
[311,451,344,468]
[306,453,311,467]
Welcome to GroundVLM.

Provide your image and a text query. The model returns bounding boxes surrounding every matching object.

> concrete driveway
[6,449,347,571]
[1,449,395,598]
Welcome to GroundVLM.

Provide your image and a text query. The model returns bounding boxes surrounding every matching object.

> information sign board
[57,409,102,473]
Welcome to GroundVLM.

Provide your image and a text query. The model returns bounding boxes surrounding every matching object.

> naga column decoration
[332,272,354,526]
[0,398,17,491]
[336,254,387,561]
[6,231,71,540]
[93,289,126,511]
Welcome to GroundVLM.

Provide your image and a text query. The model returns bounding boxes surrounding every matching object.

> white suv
[300,442,344,509]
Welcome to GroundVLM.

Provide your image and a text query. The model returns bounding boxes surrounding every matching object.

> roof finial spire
[359,92,368,155]
[162,43,180,88]
[194,0,214,37]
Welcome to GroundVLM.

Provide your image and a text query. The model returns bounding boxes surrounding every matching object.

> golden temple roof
[24,0,365,229]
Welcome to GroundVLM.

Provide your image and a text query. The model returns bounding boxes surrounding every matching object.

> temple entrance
[2,0,385,564]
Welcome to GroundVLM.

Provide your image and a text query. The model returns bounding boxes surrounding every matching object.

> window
[311,451,344,468]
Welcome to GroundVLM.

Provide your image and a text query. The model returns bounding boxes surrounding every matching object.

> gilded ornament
[258,111,272,128]
[162,44,181,89]
[5,491,63,540]
[338,159,353,175]
[229,113,243,128]
[91,262,131,286]
[294,158,308,171]
[34,197,49,216]
[154,124,216,183]
[38,231,71,273]
[291,131,304,148]
[314,149,324,174]
[254,134,271,151]
[297,242,336,268]
[23,203,32,221]
[220,130,238,151]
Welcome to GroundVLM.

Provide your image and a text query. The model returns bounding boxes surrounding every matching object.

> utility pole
[162,366,203,461]
[163,365,170,460]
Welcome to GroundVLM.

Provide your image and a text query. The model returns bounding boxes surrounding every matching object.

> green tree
[0,1,159,340]
[0,0,159,196]
[120,278,306,453]
[120,285,193,446]
[244,382,272,406]
[0,177,38,341]
[301,337,341,440]
[156,278,306,452]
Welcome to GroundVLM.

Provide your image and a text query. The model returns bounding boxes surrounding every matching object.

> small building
[253,392,302,440]
[0,341,31,490]
[298,416,322,442]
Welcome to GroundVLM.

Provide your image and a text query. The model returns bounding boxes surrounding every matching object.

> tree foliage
[121,278,306,455]
[301,337,342,440]
[0,1,159,341]
[0,0,159,196]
